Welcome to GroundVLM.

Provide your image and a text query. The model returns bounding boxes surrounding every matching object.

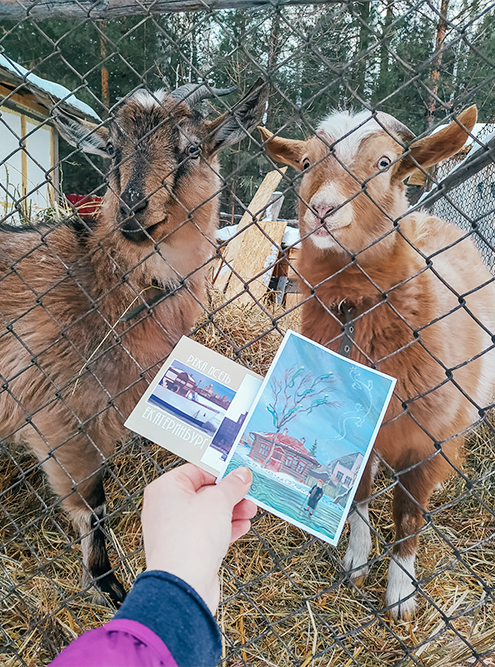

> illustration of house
[307,452,364,491]
[329,453,364,488]
[248,430,319,482]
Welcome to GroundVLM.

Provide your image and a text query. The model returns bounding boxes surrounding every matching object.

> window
[285,455,294,468]
[336,471,343,482]
[296,461,306,474]
[344,476,352,486]
[259,443,270,457]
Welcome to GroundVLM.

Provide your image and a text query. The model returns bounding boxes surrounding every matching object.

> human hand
[142,463,256,613]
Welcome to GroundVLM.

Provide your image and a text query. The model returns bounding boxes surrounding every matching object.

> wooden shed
[0,54,100,223]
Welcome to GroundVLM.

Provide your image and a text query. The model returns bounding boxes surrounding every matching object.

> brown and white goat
[260,107,495,619]
[0,81,266,605]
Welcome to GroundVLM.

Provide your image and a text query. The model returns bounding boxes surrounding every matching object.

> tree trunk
[353,1,371,103]
[426,0,450,129]
[377,2,394,104]
[99,21,110,116]
[262,432,280,469]
[266,12,281,128]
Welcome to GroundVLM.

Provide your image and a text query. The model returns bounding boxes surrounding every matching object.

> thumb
[216,467,252,508]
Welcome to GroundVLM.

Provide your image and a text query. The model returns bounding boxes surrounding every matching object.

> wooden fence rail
[0,0,338,19]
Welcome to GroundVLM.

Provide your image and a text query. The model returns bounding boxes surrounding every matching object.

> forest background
[3,0,495,218]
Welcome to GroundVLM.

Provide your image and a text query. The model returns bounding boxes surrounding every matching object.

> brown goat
[0,81,267,605]
[260,107,495,619]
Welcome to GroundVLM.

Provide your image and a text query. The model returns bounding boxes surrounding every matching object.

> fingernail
[232,467,252,485]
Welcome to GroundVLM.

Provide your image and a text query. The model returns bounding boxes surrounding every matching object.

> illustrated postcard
[219,330,396,546]
[125,337,262,475]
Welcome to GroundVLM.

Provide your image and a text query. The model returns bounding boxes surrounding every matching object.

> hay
[1,292,494,666]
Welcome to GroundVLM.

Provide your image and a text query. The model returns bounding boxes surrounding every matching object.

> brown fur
[262,106,495,618]
[0,84,266,604]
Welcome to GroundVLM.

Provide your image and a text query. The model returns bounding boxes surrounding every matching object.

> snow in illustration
[220,330,396,545]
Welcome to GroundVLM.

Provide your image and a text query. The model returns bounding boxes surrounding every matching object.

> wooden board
[282,247,303,310]
[215,168,286,293]
[0,0,341,19]
[226,219,288,305]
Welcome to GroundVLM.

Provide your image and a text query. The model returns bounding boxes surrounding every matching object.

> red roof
[264,432,315,458]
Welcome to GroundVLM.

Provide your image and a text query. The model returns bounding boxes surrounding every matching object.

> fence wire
[1,1,495,666]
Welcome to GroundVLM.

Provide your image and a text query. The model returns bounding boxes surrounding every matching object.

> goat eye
[186,145,201,158]
[302,160,310,170]
[378,156,391,169]
[106,142,115,157]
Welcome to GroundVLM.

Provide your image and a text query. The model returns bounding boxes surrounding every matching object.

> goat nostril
[133,197,149,213]
[120,192,149,215]
[119,198,149,221]
[314,204,335,220]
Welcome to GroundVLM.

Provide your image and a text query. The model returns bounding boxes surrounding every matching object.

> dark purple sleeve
[48,572,221,667]
[48,618,178,667]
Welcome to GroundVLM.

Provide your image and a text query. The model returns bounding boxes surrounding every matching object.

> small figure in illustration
[304,479,324,516]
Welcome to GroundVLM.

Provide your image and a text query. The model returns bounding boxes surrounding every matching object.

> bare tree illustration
[262,365,340,468]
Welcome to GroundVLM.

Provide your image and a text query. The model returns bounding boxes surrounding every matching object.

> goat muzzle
[119,215,166,243]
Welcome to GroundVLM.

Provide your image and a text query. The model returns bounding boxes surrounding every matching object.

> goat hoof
[95,573,127,608]
[384,588,417,622]
[385,555,417,621]
[385,605,415,623]
[105,575,127,608]
[342,557,369,587]
[352,575,365,589]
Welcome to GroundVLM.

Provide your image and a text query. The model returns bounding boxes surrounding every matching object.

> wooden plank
[285,292,303,310]
[215,168,286,293]
[226,219,288,305]
[0,0,342,19]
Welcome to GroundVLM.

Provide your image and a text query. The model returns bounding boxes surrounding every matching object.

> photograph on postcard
[222,331,396,545]
[125,336,263,476]
[200,374,262,471]
[148,359,236,436]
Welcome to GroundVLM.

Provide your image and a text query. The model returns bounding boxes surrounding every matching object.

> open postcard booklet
[125,331,396,545]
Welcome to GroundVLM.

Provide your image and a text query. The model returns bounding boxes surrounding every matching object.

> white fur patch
[386,553,417,619]
[318,111,384,163]
[303,183,353,251]
[131,88,168,109]
[343,503,372,581]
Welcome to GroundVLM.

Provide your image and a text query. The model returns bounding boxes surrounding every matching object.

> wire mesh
[1,1,495,666]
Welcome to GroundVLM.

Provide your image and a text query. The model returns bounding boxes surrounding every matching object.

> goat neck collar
[330,299,357,358]
[119,279,185,323]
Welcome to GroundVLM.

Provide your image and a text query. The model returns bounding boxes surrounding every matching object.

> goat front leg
[43,454,126,607]
[385,464,433,621]
[342,456,375,587]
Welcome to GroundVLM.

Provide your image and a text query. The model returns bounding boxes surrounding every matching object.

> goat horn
[169,83,237,108]
[375,112,415,141]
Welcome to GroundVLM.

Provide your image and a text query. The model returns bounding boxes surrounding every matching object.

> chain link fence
[1,1,495,665]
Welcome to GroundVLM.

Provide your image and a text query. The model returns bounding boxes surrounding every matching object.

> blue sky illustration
[161,360,236,403]
[239,332,395,465]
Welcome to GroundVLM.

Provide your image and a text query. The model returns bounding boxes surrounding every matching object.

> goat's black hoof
[98,573,127,608]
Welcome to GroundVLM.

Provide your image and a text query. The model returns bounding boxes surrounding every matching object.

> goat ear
[259,127,307,171]
[395,105,477,181]
[205,78,268,153]
[51,107,110,157]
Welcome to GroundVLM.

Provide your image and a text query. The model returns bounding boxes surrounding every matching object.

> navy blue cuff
[114,570,222,667]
